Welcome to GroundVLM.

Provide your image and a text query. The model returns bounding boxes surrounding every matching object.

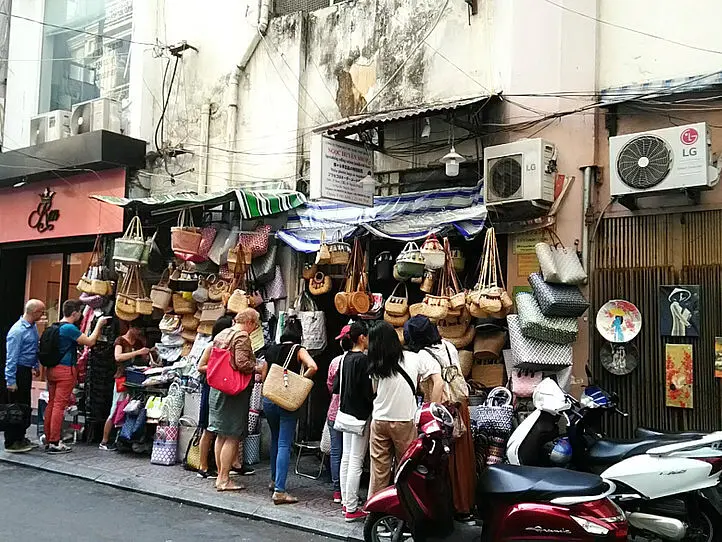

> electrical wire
[155,55,179,152]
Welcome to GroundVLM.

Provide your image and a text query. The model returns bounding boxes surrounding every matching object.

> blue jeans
[263,398,297,492]
[328,420,343,492]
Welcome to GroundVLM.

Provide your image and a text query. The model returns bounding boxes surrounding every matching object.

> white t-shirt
[372,351,441,422]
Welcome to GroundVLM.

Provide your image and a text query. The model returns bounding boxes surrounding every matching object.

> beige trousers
[368,419,417,498]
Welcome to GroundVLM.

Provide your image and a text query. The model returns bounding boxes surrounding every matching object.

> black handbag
[374,251,394,281]
[528,272,589,317]
[0,403,31,432]
[251,244,277,285]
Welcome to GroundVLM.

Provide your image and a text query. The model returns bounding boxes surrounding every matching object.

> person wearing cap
[326,324,351,505]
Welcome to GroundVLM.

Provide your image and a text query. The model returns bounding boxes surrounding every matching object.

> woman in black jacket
[333,321,374,522]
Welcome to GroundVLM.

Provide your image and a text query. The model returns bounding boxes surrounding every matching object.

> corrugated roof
[314,94,497,135]
[599,71,722,105]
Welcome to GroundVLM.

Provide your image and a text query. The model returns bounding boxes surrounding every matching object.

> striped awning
[600,70,722,105]
[91,188,306,219]
[278,182,486,253]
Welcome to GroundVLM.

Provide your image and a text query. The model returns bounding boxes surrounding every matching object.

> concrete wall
[598,0,722,89]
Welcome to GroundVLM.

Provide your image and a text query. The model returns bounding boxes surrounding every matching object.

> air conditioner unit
[483,138,557,206]
[70,98,121,135]
[609,122,718,197]
[30,110,71,145]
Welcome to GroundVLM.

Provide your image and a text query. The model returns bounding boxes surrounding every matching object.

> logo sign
[680,128,699,145]
[28,187,60,233]
[309,135,374,207]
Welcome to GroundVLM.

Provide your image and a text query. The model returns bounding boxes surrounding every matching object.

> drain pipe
[197,103,211,194]
[581,165,594,274]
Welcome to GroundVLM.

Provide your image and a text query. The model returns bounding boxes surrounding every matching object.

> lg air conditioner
[30,110,71,145]
[483,138,557,207]
[70,98,121,135]
[609,122,718,197]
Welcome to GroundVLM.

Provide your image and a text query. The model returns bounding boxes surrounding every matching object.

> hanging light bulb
[421,117,431,138]
[359,172,378,197]
[440,146,464,177]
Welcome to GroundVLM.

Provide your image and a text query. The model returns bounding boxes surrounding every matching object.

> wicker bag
[239,223,271,258]
[528,272,589,317]
[302,262,317,281]
[418,294,449,320]
[468,387,514,437]
[309,272,332,296]
[471,362,505,388]
[227,289,249,314]
[420,234,445,270]
[507,314,573,369]
[438,316,469,339]
[469,228,511,319]
[132,270,153,316]
[396,242,425,278]
[473,331,506,362]
[535,230,587,285]
[115,266,140,321]
[227,242,252,275]
[171,209,202,258]
[384,282,409,316]
[350,274,371,315]
[458,350,473,378]
[181,313,199,332]
[113,216,145,263]
[208,277,232,302]
[172,293,196,315]
[446,325,475,349]
[384,311,409,327]
[315,230,332,265]
[328,230,352,266]
[200,301,226,323]
[262,344,313,411]
[516,292,578,344]
[151,268,173,311]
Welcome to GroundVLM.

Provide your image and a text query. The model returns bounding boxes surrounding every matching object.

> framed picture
[665,344,694,408]
[658,285,700,337]
[716,337,722,379]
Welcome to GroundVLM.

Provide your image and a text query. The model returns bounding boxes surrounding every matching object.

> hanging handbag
[468,386,514,437]
[510,370,543,398]
[374,251,394,281]
[171,209,202,259]
[328,230,352,266]
[384,282,409,316]
[384,311,409,327]
[333,354,367,435]
[192,275,213,303]
[227,241,252,275]
[294,291,327,352]
[263,265,286,301]
[420,269,437,294]
[396,242,425,278]
[451,248,465,273]
[133,269,153,316]
[208,228,231,266]
[507,315,573,369]
[350,272,372,315]
[251,244,277,285]
[206,333,253,395]
[239,223,271,258]
[198,226,218,260]
[535,230,587,285]
[418,294,449,321]
[420,234,445,270]
[528,272,589,317]
[359,293,384,320]
[262,344,314,411]
[208,277,231,302]
[515,292,578,344]
[315,230,332,265]
[302,262,317,281]
[140,230,157,266]
[309,271,332,295]
[227,290,249,314]
[113,216,145,263]
[181,313,199,332]
[151,267,173,311]
[115,267,140,321]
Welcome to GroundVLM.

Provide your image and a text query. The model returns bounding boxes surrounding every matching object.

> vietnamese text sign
[310,135,373,207]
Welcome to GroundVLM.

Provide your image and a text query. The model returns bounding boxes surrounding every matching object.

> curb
[0,452,364,541]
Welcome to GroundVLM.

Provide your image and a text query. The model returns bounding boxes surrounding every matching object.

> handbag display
[113,216,145,263]
[151,267,173,311]
[239,223,271,258]
[328,230,352,266]
[467,228,511,318]
[181,313,199,332]
[451,248,465,273]
[79,236,112,296]
[309,271,332,295]
[359,293,383,320]
[140,230,157,266]
[171,209,202,259]
[510,369,543,398]
[535,231,587,285]
[294,291,327,352]
[374,251,394,281]
[468,386,514,437]
[507,315,573,369]
[384,282,409,316]
[420,234,445,270]
[115,266,141,321]
[208,277,232,302]
[384,310,409,327]
[515,292,578,344]
[251,244,277,285]
[335,239,368,316]
[262,344,313,411]
[395,242,425,278]
[334,354,367,435]
[528,272,590,317]
[420,269,437,294]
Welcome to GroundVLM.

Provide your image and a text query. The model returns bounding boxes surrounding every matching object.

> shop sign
[513,232,544,255]
[516,253,540,277]
[28,187,60,233]
[309,135,373,207]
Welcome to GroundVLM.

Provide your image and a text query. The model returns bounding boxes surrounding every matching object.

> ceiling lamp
[359,172,378,196]
[440,146,464,177]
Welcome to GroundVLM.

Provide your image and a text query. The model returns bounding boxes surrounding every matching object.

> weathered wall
[598,0,722,89]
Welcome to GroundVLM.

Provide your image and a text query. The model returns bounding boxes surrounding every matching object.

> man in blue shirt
[4,299,46,453]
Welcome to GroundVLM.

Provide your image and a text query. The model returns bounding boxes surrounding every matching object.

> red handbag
[207,346,252,395]
[239,224,271,257]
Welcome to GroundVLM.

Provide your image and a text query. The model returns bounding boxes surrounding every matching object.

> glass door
[25,254,63,335]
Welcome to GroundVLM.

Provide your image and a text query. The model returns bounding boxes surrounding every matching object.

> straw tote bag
[384,282,409,316]
[171,209,202,259]
[535,230,587,285]
[263,344,314,411]
[113,216,145,264]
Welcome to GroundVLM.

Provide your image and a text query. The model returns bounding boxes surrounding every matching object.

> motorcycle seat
[586,439,664,466]
[477,464,608,502]
[635,427,706,440]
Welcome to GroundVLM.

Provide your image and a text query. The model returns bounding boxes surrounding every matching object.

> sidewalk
[0,440,364,541]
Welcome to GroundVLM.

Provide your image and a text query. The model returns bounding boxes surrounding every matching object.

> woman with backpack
[404,315,475,520]
[366,321,444,498]
[205,308,260,491]
[332,321,374,522]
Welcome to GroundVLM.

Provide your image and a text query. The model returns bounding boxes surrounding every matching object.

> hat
[403,315,441,352]
[335,324,351,341]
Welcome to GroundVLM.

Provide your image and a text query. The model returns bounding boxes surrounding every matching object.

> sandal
[272,491,299,505]
[216,482,245,492]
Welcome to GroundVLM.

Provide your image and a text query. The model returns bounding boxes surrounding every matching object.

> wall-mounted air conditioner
[609,122,718,197]
[30,110,71,145]
[483,138,557,206]
[70,98,121,135]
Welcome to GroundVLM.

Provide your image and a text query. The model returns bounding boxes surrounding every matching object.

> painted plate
[600,342,639,376]
[596,299,642,343]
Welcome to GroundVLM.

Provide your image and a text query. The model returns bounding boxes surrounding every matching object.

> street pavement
[0,463,335,542]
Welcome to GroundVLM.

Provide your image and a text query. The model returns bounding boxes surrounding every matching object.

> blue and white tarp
[278,182,487,253]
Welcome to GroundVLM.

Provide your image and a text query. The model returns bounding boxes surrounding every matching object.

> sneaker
[98,442,117,451]
[237,465,255,476]
[345,509,367,523]
[22,438,39,450]
[5,442,32,453]
[47,443,72,454]
[197,469,218,479]
[333,491,342,504]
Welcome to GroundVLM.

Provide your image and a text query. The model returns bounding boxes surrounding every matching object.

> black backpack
[38,323,68,368]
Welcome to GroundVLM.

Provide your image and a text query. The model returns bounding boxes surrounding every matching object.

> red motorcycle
[363,403,628,541]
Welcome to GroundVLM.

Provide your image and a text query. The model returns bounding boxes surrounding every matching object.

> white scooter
[506,378,722,541]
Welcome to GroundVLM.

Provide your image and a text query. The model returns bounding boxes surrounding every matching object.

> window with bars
[272,0,346,16]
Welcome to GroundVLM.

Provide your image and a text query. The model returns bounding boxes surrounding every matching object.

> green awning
[90,188,307,219]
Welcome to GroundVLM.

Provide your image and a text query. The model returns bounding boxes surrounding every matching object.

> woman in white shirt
[366,321,444,498]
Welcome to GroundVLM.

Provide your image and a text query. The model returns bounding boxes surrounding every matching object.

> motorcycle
[507,378,722,541]
[363,402,628,541]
